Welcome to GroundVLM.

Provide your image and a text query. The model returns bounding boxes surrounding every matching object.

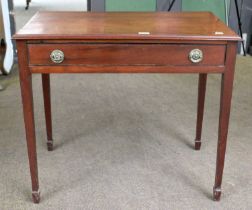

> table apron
[29,65,225,74]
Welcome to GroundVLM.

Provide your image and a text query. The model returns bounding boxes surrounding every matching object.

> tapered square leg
[195,73,207,150]
[213,42,237,201]
[42,74,53,151]
[17,41,40,203]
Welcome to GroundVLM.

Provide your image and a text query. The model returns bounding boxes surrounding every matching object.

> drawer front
[28,44,226,66]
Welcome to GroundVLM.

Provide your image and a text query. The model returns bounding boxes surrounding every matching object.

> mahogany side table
[13,12,240,203]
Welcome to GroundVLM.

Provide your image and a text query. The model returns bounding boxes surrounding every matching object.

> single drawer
[28,44,226,66]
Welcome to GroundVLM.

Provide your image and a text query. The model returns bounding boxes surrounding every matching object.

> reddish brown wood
[28,44,226,66]
[29,65,225,74]
[13,12,239,203]
[27,40,229,45]
[13,12,240,41]
[213,42,237,201]
[42,74,53,151]
[195,73,207,150]
[16,40,40,203]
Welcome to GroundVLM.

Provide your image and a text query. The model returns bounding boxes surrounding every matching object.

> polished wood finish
[13,12,239,203]
[213,42,237,201]
[14,12,239,41]
[42,74,53,151]
[16,40,40,203]
[28,44,226,66]
[29,65,225,74]
[195,74,207,150]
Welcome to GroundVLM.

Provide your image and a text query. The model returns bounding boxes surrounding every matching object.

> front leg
[213,42,237,201]
[17,41,40,203]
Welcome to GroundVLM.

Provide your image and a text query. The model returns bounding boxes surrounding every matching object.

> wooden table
[13,12,240,203]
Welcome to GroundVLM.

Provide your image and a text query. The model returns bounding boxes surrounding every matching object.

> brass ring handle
[50,50,64,63]
[189,49,203,63]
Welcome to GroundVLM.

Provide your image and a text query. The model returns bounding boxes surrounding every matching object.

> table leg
[42,74,53,151]
[195,73,207,150]
[213,42,237,201]
[17,41,40,203]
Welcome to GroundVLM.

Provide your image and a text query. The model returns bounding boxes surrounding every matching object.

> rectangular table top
[14,11,240,41]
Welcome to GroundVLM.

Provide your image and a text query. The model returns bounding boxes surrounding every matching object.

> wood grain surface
[28,44,226,66]
[13,12,240,41]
